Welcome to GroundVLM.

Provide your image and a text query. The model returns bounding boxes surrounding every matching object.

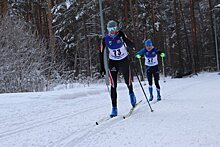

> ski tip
[95,122,99,125]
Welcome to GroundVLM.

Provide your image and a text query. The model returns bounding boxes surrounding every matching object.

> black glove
[100,68,106,77]
[127,55,135,64]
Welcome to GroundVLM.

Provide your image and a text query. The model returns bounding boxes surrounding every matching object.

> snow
[0,72,220,147]
[65,0,71,9]
[215,4,220,8]
[154,22,160,31]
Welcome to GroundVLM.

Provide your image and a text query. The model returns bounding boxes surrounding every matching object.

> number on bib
[113,49,121,56]
[148,58,153,63]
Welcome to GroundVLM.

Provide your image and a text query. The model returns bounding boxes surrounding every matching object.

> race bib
[145,55,158,66]
[109,45,128,60]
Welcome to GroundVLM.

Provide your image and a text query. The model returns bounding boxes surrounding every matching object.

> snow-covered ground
[0,72,220,147]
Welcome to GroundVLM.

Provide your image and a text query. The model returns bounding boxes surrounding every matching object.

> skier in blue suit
[99,20,137,117]
[135,39,165,101]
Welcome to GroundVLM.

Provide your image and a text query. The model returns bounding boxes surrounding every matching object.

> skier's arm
[99,38,106,76]
[118,31,135,49]
[135,48,145,58]
[118,31,137,62]
[156,48,166,58]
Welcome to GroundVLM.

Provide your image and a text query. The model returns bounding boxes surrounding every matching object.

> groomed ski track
[0,72,220,147]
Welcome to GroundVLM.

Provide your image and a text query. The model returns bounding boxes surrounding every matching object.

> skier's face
[107,27,118,35]
[145,45,153,51]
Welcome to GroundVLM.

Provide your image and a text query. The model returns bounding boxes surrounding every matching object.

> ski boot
[149,86,153,101]
[129,92,137,107]
[157,88,161,101]
[110,107,118,118]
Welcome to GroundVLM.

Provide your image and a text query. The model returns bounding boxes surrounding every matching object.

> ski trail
[0,106,101,138]
[55,76,207,147]
[49,113,136,147]
[1,73,219,147]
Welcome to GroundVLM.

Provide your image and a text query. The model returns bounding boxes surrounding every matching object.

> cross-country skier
[135,39,165,101]
[99,20,137,117]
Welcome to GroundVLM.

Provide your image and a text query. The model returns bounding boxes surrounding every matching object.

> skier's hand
[100,69,106,77]
[160,53,165,58]
[135,55,141,59]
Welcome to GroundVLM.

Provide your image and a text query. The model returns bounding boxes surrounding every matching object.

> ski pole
[101,70,111,96]
[131,62,154,112]
[105,71,111,95]
[161,56,166,83]
[138,58,147,86]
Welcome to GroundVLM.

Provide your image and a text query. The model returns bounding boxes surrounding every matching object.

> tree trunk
[174,0,184,75]
[208,0,217,69]
[124,0,129,26]
[197,3,206,70]
[178,0,193,72]
[47,0,56,61]
[151,0,156,42]
[189,0,198,73]
[83,15,91,77]
[129,0,136,39]
[0,0,8,17]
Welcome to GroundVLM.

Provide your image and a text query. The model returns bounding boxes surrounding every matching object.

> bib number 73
[113,49,121,56]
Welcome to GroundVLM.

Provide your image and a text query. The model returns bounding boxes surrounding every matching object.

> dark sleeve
[118,31,135,49]
[99,37,106,71]
[155,48,163,55]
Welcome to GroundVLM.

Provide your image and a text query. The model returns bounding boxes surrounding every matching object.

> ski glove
[135,55,141,59]
[100,68,106,77]
[160,53,165,58]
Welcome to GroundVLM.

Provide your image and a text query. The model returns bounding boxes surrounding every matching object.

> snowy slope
[0,72,220,147]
